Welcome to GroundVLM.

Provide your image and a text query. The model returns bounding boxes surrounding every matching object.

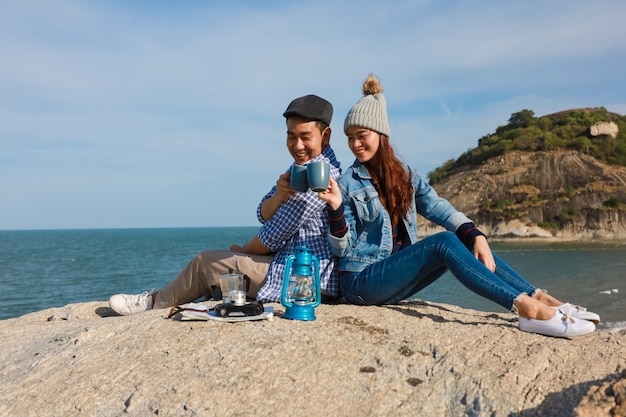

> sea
[1,227,624,332]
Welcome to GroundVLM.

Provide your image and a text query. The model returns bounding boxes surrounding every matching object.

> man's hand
[274,172,294,202]
[230,235,272,255]
[260,172,294,221]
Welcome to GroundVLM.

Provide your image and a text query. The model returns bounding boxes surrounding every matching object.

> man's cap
[283,95,333,126]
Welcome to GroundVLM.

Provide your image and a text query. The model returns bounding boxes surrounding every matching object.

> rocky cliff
[419,150,626,240]
[0,301,625,417]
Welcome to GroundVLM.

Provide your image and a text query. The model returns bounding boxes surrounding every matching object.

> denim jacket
[328,160,471,273]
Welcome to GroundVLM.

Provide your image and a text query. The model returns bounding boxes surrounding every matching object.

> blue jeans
[339,231,536,311]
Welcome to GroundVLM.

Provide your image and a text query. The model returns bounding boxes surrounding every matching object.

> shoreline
[418,230,626,244]
[2,226,626,243]
[486,237,626,245]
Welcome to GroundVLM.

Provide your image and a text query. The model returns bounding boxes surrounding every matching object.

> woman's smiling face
[346,126,380,163]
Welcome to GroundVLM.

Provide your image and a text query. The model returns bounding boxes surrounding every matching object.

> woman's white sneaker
[552,303,600,324]
[518,305,596,338]
[109,292,154,316]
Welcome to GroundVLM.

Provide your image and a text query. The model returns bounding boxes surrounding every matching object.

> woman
[318,75,598,338]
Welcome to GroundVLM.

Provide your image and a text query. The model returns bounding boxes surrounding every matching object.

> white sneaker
[109,292,154,315]
[552,303,600,324]
[518,305,596,338]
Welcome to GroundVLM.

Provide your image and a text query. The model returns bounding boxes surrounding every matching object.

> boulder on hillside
[590,121,619,139]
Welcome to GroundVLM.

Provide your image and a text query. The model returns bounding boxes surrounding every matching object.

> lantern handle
[280,254,296,308]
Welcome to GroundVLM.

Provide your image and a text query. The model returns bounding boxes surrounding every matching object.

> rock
[573,370,626,417]
[0,300,625,416]
[421,150,626,240]
[590,121,619,139]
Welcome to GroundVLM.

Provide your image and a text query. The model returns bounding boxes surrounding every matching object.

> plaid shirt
[255,146,341,302]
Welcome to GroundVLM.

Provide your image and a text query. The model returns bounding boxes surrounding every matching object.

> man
[109,95,342,315]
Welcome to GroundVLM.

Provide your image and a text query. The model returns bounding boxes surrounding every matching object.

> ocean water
[0,228,624,332]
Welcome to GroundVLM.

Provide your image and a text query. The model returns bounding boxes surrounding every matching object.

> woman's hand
[473,235,496,272]
[317,177,343,210]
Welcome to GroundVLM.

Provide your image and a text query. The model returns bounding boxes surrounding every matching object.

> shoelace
[128,292,150,308]
[559,305,576,327]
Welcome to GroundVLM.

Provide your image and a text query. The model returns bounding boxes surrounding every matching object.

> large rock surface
[1,300,625,417]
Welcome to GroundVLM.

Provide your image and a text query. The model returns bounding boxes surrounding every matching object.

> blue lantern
[281,243,321,321]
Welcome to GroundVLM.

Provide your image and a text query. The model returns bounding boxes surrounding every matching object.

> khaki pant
[153,250,273,309]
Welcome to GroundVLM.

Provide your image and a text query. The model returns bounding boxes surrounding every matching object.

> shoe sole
[518,317,596,338]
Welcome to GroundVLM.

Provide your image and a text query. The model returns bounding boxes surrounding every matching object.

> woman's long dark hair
[365,135,413,226]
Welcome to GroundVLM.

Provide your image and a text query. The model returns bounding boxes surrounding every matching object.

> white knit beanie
[344,75,390,137]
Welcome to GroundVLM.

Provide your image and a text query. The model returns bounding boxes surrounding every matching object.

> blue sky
[1,0,625,230]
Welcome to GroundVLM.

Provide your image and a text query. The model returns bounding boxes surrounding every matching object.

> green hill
[428,107,626,184]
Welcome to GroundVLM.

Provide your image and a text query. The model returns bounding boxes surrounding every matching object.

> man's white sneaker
[552,303,600,324]
[518,305,596,338]
[109,292,154,316]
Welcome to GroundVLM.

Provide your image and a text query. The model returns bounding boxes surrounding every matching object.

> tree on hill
[428,107,626,184]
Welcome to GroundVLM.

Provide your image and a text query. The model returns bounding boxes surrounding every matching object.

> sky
[1,0,625,230]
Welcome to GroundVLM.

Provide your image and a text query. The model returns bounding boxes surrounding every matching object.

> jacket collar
[351,159,372,180]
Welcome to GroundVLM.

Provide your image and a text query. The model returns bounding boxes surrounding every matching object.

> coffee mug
[290,165,309,192]
[307,161,330,192]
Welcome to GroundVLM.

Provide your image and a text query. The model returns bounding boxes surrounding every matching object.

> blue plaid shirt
[255,146,341,302]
